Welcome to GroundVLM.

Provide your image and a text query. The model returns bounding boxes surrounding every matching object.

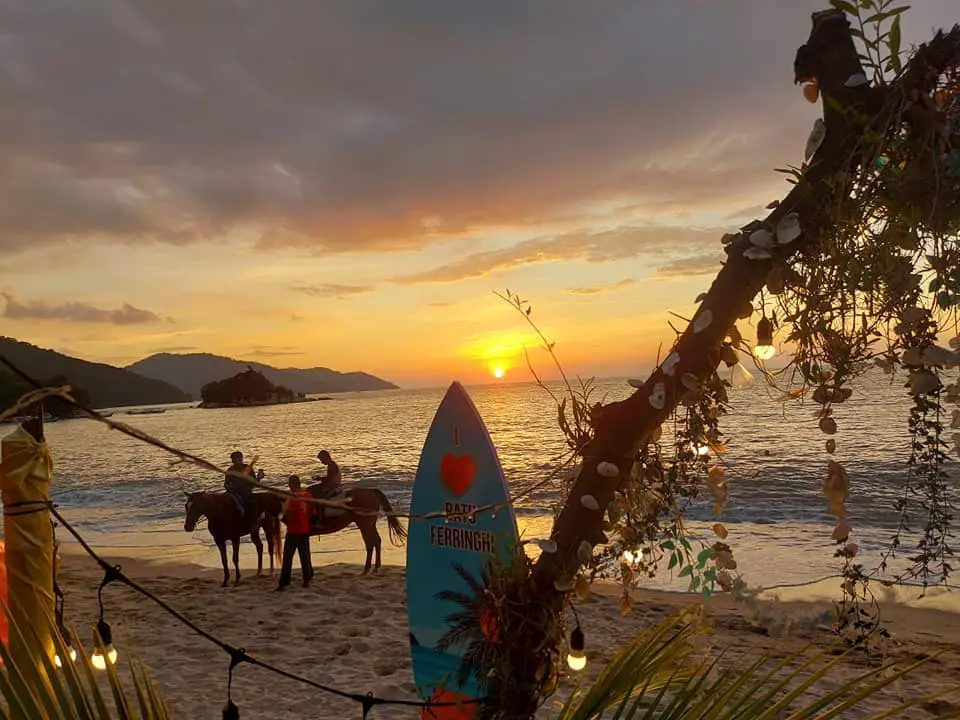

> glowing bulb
[91,645,118,670]
[54,647,77,668]
[623,550,635,563]
[566,651,587,671]
[753,344,776,361]
[493,367,505,379]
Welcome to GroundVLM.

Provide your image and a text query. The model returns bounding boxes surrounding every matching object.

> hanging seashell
[533,539,558,554]
[708,465,725,485]
[693,310,713,333]
[651,425,662,443]
[681,373,700,391]
[749,228,775,249]
[826,438,836,454]
[776,213,802,244]
[713,523,728,539]
[607,501,622,523]
[553,577,576,592]
[661,351,680,377]
[844,542,860,557]
[952,409,960,430]
[730,362,755,389]
[574,575,591,600]
[577,541,593,564]
[649,382,666,410]
[909,369,941,397]
[580,494,600,511]
[805,118,827,163]
[743,246,772,260]
[597,461,619,479]
[832,518,852,542]
[950,336,960,351]
[845,72,868,88]
[819,416,837,435]
[801,79,819,103]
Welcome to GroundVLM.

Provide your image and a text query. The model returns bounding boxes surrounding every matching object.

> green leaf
[660,540,675,551]
[888,15,903,73]
[667,553,678,570]
[678,566,693,578]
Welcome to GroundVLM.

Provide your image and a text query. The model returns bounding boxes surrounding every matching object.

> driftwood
[494,8,960,719]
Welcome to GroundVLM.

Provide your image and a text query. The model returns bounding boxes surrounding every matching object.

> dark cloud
[1,1,954,255]
[566,279,636,295]
[2,292,166,324]
[395,225,720,283]
[293,283,373,298]
[656,253,725,278]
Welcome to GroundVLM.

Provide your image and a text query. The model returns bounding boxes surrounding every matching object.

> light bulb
[566,651,587,671]
[91,645,118,670]
[753,344,776,361]
[54,647,77,668]
[622,550,635,563]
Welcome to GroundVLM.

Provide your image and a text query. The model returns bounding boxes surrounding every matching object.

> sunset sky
[2,1,957,388]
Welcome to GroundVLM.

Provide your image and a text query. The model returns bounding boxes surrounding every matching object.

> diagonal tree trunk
[495,8,959,719]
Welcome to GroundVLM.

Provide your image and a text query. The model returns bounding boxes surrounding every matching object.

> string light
[566,625,586,671]
[754,316,776,361]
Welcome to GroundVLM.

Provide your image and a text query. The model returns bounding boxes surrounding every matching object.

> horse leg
[232,536,242,586]
[374,528,383,573]
[217,540,229,588]
[252,528,264,578]
[359,522,374,575]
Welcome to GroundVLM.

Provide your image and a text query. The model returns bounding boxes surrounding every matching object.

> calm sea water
[30,372,951,590]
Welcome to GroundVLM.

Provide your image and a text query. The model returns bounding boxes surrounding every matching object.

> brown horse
[184,491,283,587]
[304,484,407,573]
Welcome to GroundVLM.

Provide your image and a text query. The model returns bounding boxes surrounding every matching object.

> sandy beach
[54,547,960,719]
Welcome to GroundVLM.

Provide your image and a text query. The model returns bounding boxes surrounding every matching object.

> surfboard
[406,382,519,718]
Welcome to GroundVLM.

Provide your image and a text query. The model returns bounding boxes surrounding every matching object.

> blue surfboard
[406,382,519,714]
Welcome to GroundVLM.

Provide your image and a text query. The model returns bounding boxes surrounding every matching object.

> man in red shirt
[276,475,315,591]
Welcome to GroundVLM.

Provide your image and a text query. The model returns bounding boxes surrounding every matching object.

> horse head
[183,491,208,532]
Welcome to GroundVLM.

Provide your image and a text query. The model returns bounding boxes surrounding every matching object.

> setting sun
[493,367,505,379]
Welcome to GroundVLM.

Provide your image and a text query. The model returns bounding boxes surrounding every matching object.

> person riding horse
[225,450,263,528]
[314,449,342,525]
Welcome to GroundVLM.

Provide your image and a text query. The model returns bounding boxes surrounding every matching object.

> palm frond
[552,612,960,720]
[0,602,170,719]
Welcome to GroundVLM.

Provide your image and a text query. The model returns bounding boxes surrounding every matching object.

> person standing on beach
[277,475,314,591]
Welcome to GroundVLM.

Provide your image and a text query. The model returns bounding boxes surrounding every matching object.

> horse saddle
[313,489,349,525]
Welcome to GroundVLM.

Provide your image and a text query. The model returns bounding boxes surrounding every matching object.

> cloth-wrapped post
[0,425,55,668]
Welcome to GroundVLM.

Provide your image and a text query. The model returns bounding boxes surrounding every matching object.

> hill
[0,337,191,409]
[126,352,398,397]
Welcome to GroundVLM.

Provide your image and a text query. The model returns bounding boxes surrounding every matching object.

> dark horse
[184,491,283,587]
[305,483,407,573]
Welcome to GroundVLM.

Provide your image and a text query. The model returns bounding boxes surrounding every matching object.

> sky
[1,1,957,388]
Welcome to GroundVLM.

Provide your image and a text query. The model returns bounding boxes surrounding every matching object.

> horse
[304,483,407,573]
[184,491,283,587]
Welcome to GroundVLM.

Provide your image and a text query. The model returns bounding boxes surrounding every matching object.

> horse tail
[374,489,407,547]
[272,515,283,566]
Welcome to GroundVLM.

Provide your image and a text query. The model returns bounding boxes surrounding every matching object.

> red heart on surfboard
[440,453,475,497]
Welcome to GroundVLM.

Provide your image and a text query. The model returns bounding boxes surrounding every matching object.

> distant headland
[198,367,321,409]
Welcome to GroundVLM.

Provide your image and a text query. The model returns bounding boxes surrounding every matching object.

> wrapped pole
[0,420,54,668]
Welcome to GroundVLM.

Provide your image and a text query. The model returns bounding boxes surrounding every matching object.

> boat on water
[126,408,167,416]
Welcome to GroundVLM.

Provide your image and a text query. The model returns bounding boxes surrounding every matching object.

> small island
[198,367,320,409]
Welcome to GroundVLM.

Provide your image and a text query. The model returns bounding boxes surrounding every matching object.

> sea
[27,371,957,592]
